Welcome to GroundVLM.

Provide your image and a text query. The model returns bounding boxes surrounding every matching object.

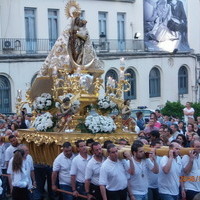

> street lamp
[197,75,200,102]
[134,32,141,39]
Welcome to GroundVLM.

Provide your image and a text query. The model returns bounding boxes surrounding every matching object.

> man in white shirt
[148,140,162,200]
[52,142,75,200]
[169,124,180,142]
[158,142,185,200]
[70,140,91,199]
[85,142,104,200]
[5,135,19,167]
[182,139,200,200]
[183,102,194,125]
[99,143,134,200]
[25,114,32,129]
[128,140,159,200]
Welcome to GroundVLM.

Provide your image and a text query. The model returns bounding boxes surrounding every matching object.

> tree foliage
[191,102,200,119]
[161,101,184,119]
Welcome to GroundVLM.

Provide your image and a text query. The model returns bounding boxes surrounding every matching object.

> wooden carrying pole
[56,188,88,199]
[100,145,194,159]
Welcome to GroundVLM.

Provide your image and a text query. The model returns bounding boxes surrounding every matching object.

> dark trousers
[90,183,103,200]
[34,165,55,200]
[76,181,86,200]
[186,190,199,200]
[59,184,73,200]
[148,188,160,200]
[106,188,127,200]
[12,186,28,200]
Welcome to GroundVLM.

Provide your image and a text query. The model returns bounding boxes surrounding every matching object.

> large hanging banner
[144,0,190,52]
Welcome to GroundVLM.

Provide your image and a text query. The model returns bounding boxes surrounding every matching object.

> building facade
[0,0,200,113]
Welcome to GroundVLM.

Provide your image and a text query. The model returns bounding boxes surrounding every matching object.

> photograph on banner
[144,0,190,52]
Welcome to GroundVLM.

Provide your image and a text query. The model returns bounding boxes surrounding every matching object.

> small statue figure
[58,97,79,132]
[121,100,135,132]
[94,78,103,95]
[69,16,88,65]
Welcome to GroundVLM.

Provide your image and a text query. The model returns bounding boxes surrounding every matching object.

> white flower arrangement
[33,93,53,111]
[33,112,54,132]
[85,114,116,133]
[98,95,116,110]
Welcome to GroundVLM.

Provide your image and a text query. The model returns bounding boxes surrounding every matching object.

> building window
[81,10,85,19]
[124,69,136,100]
[25,8,37,53]
[99,12,107,39]
[149,67,161,97]
[0,75,11,113]
[117,12,126,51]
[48,9,58,49]
[105,69,118,89]
[178,66,188,94]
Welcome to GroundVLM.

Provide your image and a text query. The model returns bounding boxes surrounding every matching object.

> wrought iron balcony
[0,38,145,55]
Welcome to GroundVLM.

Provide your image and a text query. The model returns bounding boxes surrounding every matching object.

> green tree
[161,101,184,119]
[191,102,200,119]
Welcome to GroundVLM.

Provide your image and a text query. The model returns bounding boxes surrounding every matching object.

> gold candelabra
[51,65,82,103]
[16,88,32,115]
[51,64,104,103]
[105,66,131,105]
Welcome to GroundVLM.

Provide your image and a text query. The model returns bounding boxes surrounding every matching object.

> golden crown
[65,0,81,18]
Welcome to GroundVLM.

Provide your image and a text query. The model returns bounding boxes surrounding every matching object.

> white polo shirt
[7,158,29,188]
[70,153,91,183]
[53,152,75,185]
[0,143,7,172]
[129,158,154,195]
[147,156,161,189]
[24,154,34,189]
[182,154,200,192]
[85,156,105,186]
[158,156,182,196]
[5,145,18,162]
[99,158,129,191]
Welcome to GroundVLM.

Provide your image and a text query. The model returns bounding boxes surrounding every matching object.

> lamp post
[197,75,200,102]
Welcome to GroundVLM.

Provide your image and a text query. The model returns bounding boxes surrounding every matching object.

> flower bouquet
[33,93,53,111]
[32,112,54,132]
[84,114,117,134]
[97,95,117,115]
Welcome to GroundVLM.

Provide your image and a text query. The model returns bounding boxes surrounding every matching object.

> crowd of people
[0,101,200,200]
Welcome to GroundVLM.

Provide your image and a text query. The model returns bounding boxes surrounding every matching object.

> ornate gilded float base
[18,129,138,166]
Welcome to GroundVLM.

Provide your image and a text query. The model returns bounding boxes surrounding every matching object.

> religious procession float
[16,0,192,165]
[15,0,138,165]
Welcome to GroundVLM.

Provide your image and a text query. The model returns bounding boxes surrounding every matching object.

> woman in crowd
[7,149,29,200]
[176,134,187,147]
[150,112,161,128]
[10,122,19,136]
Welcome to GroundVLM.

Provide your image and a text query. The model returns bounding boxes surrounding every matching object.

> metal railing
[0,38,145,55]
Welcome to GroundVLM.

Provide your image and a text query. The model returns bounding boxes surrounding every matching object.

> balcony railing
[0,38,145,55]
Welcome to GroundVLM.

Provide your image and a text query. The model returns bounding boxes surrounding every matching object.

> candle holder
[16,88,32,115]
[105,67,131,109]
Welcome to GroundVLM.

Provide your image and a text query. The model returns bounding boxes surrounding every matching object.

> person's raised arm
[162,150,173,174]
